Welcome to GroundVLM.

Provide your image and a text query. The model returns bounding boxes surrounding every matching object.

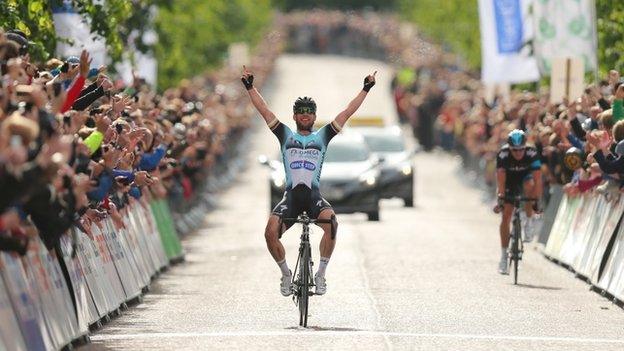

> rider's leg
[500,204,513,248]
[265,215,288,275]
[499,204,513,273]
[316,208,337,277]
[523,179,535,217]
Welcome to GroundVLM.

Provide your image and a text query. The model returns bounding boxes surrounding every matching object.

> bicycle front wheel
[298,244,310,327]
[511,217,521,285]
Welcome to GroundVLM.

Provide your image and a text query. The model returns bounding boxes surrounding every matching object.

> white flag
[52,2,107,67]
[478,0,540,83]
[533,0,597,74]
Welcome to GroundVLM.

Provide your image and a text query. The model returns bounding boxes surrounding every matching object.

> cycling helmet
[293,96,317,114]
[563,147,584,170]
[507,129,526,148]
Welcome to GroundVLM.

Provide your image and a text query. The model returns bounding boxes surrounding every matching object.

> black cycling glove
[363,75,375,92]
[241,74,254,90]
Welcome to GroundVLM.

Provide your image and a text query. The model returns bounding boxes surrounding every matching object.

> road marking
[91,331,624,344]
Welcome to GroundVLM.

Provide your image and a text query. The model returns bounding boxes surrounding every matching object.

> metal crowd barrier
[0,199,175,350]
[544,189,624,303]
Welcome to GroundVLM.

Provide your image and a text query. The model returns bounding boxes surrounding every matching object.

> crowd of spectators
[283,10,624,207]
[403,65,624,204]
[0,27,281,261]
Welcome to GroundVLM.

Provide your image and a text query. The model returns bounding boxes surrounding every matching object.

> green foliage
[277,0,395,11]
[397,0,481,69]
[0,0,58,61]
[596,0,624,73]
[0,0,155,62]
[154,0,273,88]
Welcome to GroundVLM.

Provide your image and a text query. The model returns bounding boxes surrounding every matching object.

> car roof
[331,131,366,144]
[349,125,403,137]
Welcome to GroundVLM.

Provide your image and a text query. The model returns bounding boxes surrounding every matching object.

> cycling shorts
[271,184,332,231]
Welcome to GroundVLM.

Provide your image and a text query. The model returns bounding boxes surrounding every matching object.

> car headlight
[359,170,378,186]
[398,163,412,176]
[272,176,284,188]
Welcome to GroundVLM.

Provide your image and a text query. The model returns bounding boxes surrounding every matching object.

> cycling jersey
[496,144,541,198]
[270,120,340,191]
[269,119,341,225]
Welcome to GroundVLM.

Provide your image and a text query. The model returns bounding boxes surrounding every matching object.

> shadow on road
[285,326,369,332]
[513,283,563,291]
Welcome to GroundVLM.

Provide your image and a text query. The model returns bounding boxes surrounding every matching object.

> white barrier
[544,190,624,302]
[0,276,27,350]
[0,199,175,350]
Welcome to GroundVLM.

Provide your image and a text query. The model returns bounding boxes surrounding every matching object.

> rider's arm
[334,72,376,128]
[333,90,369,129]
[495,150,507,198]
[247,87,278,126]
[496,168,506,198]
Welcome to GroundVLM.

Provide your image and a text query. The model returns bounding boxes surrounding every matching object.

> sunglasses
[294,107,315,114]
[510,147,525,152]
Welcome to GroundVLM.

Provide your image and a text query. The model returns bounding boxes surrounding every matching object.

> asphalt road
[85,55,624,351]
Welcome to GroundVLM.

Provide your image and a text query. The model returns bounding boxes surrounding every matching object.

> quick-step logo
[290,160,316,171]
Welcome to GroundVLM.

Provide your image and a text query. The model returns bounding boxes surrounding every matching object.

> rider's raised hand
[363,71,377,92]
[241,65,254,90]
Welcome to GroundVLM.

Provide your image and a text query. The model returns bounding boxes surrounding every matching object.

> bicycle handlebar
[282,217,333,225]
[498,196,538,203]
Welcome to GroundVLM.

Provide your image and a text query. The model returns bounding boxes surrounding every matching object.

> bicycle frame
[282,212,333,327]
[502,196,536,285]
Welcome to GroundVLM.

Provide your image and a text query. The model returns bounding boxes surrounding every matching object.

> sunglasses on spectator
[294,107,315,114]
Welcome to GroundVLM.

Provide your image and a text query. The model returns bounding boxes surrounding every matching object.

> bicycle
[282,212,333,327]
[496,196,538,285]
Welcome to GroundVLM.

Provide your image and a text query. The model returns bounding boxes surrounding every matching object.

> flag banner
[52,2,107,67]
[533,0,597,74]
[479,0,540,83]
[494,0,524,53]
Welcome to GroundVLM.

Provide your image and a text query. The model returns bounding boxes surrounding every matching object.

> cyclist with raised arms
[241,66,376,295]
[494,129,543,274]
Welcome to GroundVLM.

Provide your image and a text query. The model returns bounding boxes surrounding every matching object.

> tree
[0,0,146,62]
[397,0,481,69]
[154,0,273,88]
[596,0,624,73]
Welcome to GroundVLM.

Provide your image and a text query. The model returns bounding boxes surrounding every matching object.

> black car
[352,126,415,207]
[260,132,382,221]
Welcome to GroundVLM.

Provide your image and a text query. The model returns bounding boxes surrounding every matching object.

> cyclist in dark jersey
[495,129,543,274]
[241,66,376,296]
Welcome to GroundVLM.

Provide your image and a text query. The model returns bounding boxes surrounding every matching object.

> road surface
[85,55,624,351]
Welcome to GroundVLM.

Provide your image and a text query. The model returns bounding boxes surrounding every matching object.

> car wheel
[367,211,380,221]
[403,196,414,207]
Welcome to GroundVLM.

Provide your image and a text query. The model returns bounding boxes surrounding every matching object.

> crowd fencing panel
[544,190,624,301]
[538,185,564,245]
[0,196,180,350]
[597,216,624,300]
[0,274,27,350]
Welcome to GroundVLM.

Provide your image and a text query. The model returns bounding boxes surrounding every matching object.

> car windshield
[363,134,405,152]
[325,142,370,162]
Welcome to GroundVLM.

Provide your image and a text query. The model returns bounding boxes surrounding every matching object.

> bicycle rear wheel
[298,244,310,327]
